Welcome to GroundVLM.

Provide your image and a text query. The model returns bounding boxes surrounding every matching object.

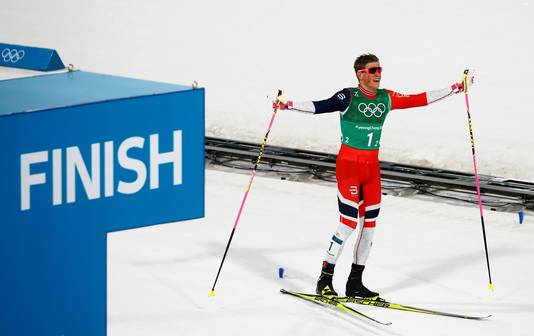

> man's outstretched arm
[276,88,352,114]
[388,73,474,110]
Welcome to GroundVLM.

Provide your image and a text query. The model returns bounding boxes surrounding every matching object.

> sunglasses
[358,67,383,75]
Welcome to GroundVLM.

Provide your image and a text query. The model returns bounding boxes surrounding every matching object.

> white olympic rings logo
[2,48,25,63]
[358,102,386,118]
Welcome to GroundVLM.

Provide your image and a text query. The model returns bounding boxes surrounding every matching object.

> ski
[283,290,491,320]
[337,296,491,320]
[280,289,392,326]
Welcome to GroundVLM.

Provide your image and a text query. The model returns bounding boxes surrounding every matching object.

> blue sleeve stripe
[313,88,351,114]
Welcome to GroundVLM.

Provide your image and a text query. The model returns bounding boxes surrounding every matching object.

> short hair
[354,54,380,72]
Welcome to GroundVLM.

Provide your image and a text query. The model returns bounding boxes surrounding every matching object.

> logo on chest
[357,102,386,118]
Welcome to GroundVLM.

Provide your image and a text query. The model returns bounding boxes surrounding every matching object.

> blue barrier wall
[0,43,65,71]
[0,71,204,335]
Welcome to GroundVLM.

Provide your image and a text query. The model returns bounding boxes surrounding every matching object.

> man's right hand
[273,100,293,110]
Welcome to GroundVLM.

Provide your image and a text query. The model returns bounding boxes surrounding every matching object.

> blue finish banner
[0,71,204,335]
[0,42,65,71]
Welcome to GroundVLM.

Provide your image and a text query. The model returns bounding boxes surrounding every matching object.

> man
[275,54,474,298]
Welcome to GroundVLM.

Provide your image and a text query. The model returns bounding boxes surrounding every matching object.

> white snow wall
[1,0,533,180]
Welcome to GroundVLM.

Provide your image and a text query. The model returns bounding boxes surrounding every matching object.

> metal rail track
[205,136,534,211]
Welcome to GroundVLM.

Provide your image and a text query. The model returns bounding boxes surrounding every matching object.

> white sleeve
[290,101,316,114]
[426,86,454,105]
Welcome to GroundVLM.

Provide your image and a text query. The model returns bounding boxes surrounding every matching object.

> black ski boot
[345,264,379,298]
[316,261,338,296]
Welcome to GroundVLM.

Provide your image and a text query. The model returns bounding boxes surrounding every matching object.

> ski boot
[345,264,380,299]
[316,261,338,296]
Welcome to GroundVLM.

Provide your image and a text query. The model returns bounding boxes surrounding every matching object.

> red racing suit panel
[336,144,381,229]
[387,90,428,110]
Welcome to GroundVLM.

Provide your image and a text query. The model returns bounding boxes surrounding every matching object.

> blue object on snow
[519,210,524,224]
[278,267,285,278]
[0,42,65,71]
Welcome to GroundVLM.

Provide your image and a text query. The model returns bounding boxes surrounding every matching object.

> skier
[274,54,474,298]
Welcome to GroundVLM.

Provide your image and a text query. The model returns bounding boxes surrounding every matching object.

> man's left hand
[452,71,475,93]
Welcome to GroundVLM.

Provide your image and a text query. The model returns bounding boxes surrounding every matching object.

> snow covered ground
[2,1,534,335]
[1,0,533,180]
[108,168,534,336]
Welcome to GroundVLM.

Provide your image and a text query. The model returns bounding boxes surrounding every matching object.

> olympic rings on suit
[357,102,386,118]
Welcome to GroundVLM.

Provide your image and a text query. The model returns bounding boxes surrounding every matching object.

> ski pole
[209,90,283,298]
[462,70,493,292]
